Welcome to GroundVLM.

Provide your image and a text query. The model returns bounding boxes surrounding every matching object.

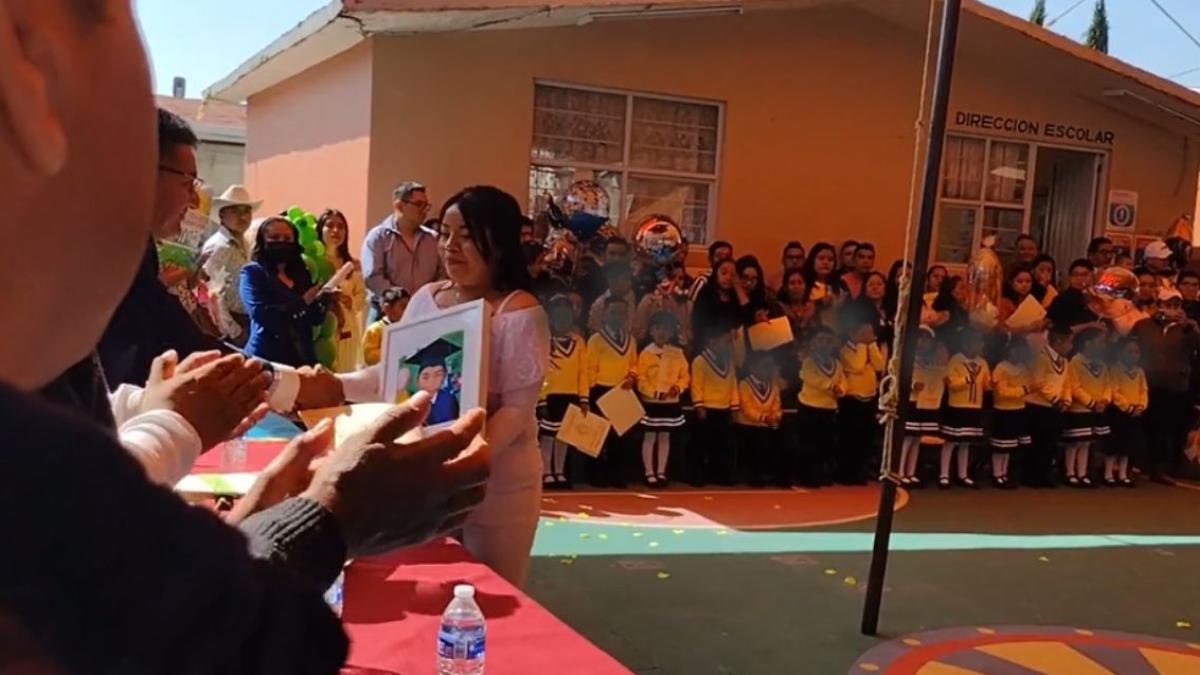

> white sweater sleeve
[108,384,146,426]
[119,410,203,486]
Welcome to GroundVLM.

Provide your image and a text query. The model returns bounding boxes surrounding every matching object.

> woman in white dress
[317,209,367,372]
[400,186,549,586]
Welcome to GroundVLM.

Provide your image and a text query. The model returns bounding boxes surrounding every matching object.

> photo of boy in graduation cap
[398,332,464,425]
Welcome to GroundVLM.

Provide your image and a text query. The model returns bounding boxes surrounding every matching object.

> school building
[206,0,1200,274]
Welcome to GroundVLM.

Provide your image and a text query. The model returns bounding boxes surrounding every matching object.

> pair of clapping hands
[143,350,489,556]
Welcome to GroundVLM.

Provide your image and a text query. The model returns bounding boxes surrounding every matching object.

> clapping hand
[302,392,490,556]
[227,418,335,525]
[140,350,271,449]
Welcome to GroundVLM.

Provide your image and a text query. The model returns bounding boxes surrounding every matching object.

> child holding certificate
[635,312,689,487]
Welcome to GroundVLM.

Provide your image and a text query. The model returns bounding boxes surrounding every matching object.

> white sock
[656,432,671,476]
[1064,445,1079,478]
[957,444,971,480]
[904,438,921,478]
[940,443,954,479]
[1000,453,1011,477]
[553,440,569,478]
[1075,443,1090,479]
[1104,456,1116,481]
[991,453,1004,478]
[540,436,554,478]
[641,433,657,477]
[1118,456,1130,480]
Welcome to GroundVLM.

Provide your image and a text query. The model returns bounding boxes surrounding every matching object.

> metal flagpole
[861,0,964,637]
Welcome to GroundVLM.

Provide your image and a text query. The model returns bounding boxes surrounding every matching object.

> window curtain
[1043,153,1099,276]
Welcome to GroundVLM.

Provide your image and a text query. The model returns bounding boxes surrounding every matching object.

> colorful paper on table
[555,405,610,457]
[597,386,645,436]
[175,472,257,496]
[298,403,400,446]
[1005,295,1046,330]
[747,317,794,351]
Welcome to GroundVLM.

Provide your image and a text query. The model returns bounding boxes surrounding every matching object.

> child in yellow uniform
[539,295,589,489]
[1063,327,1111,487]
[361,287,410,366]
[1025,325,1073,487]
[636,312,690,488]
[585,295,639,488]
[736,350,784,486]
[1107,337,1147,487]
[838,315,886,485]
[690,330,740,487]
[900,326,945,487]
[940,328,991,489]
[990,338,1032,489]
[798,325,846,487]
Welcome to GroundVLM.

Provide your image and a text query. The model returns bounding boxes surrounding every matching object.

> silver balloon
[634,215,684,265]
[542,227,579,275]
[562,180,610,220]
[1091,266,1139,301]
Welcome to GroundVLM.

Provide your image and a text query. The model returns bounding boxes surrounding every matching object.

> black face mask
[262,241,301,266]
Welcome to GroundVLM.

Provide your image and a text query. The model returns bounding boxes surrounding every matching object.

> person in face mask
[240,216,332,366]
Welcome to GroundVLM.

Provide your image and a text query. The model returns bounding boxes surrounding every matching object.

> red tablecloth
[193,441,629,675]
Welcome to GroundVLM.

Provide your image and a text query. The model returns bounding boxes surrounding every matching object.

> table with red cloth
[191,437,630,675]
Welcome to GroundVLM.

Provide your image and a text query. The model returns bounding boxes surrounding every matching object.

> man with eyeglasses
[362,181,445,321]
[1087,236,1115,270]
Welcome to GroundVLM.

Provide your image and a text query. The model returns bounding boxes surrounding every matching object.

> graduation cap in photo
[407,337,461,374]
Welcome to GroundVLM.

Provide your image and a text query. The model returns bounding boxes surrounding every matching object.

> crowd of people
[523,229,1200,492]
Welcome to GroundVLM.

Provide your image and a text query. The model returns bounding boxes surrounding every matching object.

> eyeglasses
[403,199,431,211]
[159,164,204,191]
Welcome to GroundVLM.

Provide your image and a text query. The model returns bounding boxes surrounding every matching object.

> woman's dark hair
[1002,264,1034,304]
[253,216,312,291]
[925,264,948,291]
[932,275,965,313]
[707,240,733,262]
[648,310,680,337]
[777,268,810,305]
[735,255,767,305]
[316,208,356,265]
[883,260,905,317]
[801,242,837,284]
[439,186,533,293]
[863,271,888,302]
[1029,253,1057,302]
[1069,258,1095,274]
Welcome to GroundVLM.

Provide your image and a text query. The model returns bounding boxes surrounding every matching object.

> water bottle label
[438,625,486,660]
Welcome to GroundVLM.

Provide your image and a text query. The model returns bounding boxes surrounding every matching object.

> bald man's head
[0,0,155,388]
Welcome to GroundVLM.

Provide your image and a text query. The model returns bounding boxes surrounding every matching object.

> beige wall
[243,4,1199,273]
[195,141,244,196]
[244,41,374,249]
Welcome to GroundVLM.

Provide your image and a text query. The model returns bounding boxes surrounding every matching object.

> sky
[135,0,1200,98]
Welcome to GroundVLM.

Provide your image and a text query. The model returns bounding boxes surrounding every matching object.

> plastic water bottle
[222,436,247,472]
[437,584,486,675]
[323,569,345,618]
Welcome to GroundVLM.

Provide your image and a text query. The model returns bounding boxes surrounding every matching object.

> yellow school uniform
[840,341,886,401]
[586,328,638,388]
[798,356,846,410]
[735,375,781,427]
[691,350,740,411]
[543,334,588,401]
[992,362,1030,411]
[1026,343,1069,408]
[945,354,991,409]
[1066,355,1111,413]
[361,318,390,366]
[910,359,947,410]
[1110,364,1149,413]
[636,344,690,403]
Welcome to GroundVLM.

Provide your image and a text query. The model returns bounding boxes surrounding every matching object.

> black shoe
[1067,476,1080,487]
[1000,478,1018,490]
[656,474,670,489]
[958,477,980,489]
[938,477,952,490]
[1103,478,1118,488]
[1080,477,1095,488]
[992,477,1005,489]
[1121,478,1136,488]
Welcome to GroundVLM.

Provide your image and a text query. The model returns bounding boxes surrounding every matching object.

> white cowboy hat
[211,185,263,222]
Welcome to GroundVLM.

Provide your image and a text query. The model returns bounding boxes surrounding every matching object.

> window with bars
[936,134,1031,266]
[530,83,722,245]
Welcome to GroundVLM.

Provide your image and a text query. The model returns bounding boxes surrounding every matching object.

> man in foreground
[0,1,488,671]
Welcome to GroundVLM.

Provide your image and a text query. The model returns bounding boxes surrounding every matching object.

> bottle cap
[453,584,475,599]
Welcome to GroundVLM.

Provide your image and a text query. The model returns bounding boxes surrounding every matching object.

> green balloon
[314,257,335,284]
[312,240,327,259]
[287,206,304,221]
[298,228,317,247]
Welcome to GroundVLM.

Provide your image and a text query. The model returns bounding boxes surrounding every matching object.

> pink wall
[244,41,375,254]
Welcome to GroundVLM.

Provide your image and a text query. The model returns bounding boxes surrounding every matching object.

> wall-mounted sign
[1107,190,1138,230]
[953,111,1115,146]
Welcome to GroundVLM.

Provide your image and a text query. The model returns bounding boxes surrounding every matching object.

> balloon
[966,236,1002,313]
[298,227,317,247]
[312,240,327,259]
[561,181,610,241]
[286,206,304,221]
[1090,266,1146,335]
[1092,266,1138,301]
[542,227,579,276]
[634,215,684,266]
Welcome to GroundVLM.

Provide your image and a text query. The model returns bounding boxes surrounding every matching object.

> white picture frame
[381,299,490,432]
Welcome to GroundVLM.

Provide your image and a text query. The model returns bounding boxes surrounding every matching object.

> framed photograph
[381,299,490,431]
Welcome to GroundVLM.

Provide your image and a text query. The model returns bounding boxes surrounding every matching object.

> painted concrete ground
[524,483,1200,674]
